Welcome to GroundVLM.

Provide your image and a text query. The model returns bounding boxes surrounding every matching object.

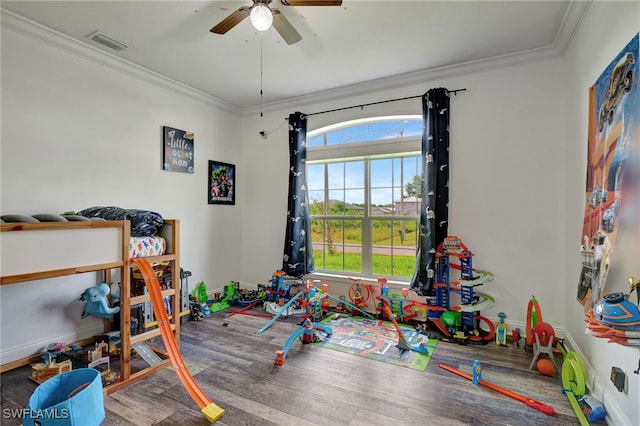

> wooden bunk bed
[0,219,181,395]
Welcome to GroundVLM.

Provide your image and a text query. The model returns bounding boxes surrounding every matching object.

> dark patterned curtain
[410,88,450,295]
[282,112,314,277]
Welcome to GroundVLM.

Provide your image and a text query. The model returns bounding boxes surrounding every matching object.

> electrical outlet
[611,366,627,393]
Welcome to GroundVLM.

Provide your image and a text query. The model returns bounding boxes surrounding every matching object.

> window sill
[306,271,411,289]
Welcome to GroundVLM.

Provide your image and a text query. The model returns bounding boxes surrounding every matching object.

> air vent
[85,31,128,52]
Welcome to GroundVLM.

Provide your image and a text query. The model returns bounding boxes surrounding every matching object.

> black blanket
[77,206,164,237]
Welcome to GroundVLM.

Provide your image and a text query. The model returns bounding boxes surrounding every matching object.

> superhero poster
[577,33,639,310]
[208,160,235,205]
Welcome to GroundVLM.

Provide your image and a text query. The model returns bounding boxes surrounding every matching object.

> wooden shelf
[130,288,176,306]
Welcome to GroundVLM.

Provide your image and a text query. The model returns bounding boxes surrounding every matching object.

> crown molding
[241,0,592,118]
[241,44,562,118]
[0,9,240,115]
[1,0,592,119]
[552,0,592,54]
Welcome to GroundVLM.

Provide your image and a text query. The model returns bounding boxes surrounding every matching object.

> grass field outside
[313,250,416,277]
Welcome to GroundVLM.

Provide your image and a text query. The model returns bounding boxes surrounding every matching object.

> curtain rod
[304,88,467,117]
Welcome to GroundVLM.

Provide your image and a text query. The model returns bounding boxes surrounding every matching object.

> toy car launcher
[587,277,640,347]
[596,278,640,324]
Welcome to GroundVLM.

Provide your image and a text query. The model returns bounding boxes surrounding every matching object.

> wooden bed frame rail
[0,219,181,395]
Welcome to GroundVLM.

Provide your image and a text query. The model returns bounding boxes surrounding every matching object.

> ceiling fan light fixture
[250,3,273,31]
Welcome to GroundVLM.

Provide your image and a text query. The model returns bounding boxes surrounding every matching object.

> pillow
[32,214,69,222]
[1,214,40,223]
[62,214,92,222]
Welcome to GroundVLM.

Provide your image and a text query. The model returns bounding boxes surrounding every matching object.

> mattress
[129,236,166,258]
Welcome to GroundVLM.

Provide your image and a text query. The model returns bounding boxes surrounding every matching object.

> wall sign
[162,126,194,173]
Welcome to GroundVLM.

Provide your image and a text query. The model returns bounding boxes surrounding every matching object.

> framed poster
[208,160,235,205]
[577,33,638,310]
[162,126,194,173]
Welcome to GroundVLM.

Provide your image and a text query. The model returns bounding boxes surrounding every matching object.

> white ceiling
[2,1,583,110]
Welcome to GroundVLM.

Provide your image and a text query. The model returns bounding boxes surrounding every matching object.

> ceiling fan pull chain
[260,33,264,117]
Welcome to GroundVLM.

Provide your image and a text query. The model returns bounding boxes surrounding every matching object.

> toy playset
[188,281,269,321]
[414,236,496,344]
[272,281,334,365]
[265,276,437,369]
[30,356,73,384]
[257,236,499,367]
[585,277,640,347]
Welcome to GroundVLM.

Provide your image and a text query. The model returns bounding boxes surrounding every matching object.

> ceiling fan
[209,0,343,45]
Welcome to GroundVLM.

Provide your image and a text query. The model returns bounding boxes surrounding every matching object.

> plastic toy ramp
[132,258,224,423]
[383,302,412,350]
[282,323,332,356]
[257,290,304,334]
[457,292,495,312]
[561,352,590,426]
[460,269,494,286]
[449,265,495,286]
[131,342,163,366]
[439,363,555,416]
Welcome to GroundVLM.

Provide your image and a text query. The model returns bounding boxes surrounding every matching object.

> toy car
[101,369,121,386]
[602,200,619,232]
[598,52,635,132]
[588,186,607,207]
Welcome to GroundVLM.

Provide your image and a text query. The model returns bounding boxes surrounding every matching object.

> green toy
[441,310,461,328]
[209,282,239,313]
[192,282,209,303]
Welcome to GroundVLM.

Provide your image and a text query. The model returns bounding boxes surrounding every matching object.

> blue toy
[578,395,607,422]
[79,283,120,321]
[472,360,482,385]
[496,312,507,346]
[594,288,640,330]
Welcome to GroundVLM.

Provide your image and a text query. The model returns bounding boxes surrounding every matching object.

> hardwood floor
[2,311,583,425]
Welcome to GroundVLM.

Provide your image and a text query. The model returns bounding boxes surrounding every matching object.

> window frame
[306,116,422,281]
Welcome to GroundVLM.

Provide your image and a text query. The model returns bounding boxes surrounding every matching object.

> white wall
[562,2,640,425]
[240,55,567,327]
[0,17,243,361]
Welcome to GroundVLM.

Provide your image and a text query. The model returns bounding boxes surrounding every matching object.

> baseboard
[0,323,105,366]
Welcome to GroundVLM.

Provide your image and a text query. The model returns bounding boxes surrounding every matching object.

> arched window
[307,116,422,279]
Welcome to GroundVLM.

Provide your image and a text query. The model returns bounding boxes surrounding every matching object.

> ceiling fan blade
[210,6,251,34]
[271,8,302,45]
[281,0,342,5]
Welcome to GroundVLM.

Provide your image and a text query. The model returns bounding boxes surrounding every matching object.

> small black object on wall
[610,366,627,392]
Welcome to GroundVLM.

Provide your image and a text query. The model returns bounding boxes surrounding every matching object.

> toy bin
[23,368,105,426]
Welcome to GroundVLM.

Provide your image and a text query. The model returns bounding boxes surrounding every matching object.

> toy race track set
[324,236,497,345]
[251,236,498,369]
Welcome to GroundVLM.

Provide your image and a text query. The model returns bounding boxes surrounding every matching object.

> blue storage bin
[23,368,105,426]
